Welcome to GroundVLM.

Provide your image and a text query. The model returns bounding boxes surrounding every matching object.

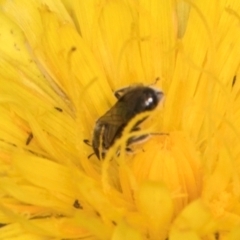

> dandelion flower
[0,0,240,240]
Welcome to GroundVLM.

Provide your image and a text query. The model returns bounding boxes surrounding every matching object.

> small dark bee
[87,84,164,159]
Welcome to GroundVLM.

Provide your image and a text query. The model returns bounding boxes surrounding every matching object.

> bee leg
[116,147,133,156]
[127,133,168,148]
[114,89,126,99]
[127,134,150,146]
[83,139,92,146]
[127,132,168,146]
[126,147,133,153]
[151,132,169,136]
[114,87,131,99]
[87,152,95,159]
[83,140,96,159]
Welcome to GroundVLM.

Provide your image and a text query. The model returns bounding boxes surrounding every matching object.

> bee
[86,83,164,159]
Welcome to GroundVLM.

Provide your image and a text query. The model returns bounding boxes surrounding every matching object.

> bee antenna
[87,152,95,159]
[149,77,160,86]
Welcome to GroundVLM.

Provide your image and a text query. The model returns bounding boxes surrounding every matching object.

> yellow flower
[0,0,240,240]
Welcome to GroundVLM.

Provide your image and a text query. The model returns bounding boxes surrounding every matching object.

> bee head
[140,88,164,111]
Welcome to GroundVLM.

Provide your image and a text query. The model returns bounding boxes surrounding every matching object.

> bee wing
[96,100,131,149]
[102,124,123,149]
[97,101,129,126]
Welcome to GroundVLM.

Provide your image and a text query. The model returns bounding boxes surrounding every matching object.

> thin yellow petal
[139,0,176,82]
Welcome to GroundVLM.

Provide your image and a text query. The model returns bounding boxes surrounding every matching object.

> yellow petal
[136,181,173,240]
[139,0,177,82]
[131,132,202,215]
[170,200,217,239]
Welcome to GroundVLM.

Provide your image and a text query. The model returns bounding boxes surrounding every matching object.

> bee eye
[145,97,154,107]
[141,89,161,110]
[144,97,156,110]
